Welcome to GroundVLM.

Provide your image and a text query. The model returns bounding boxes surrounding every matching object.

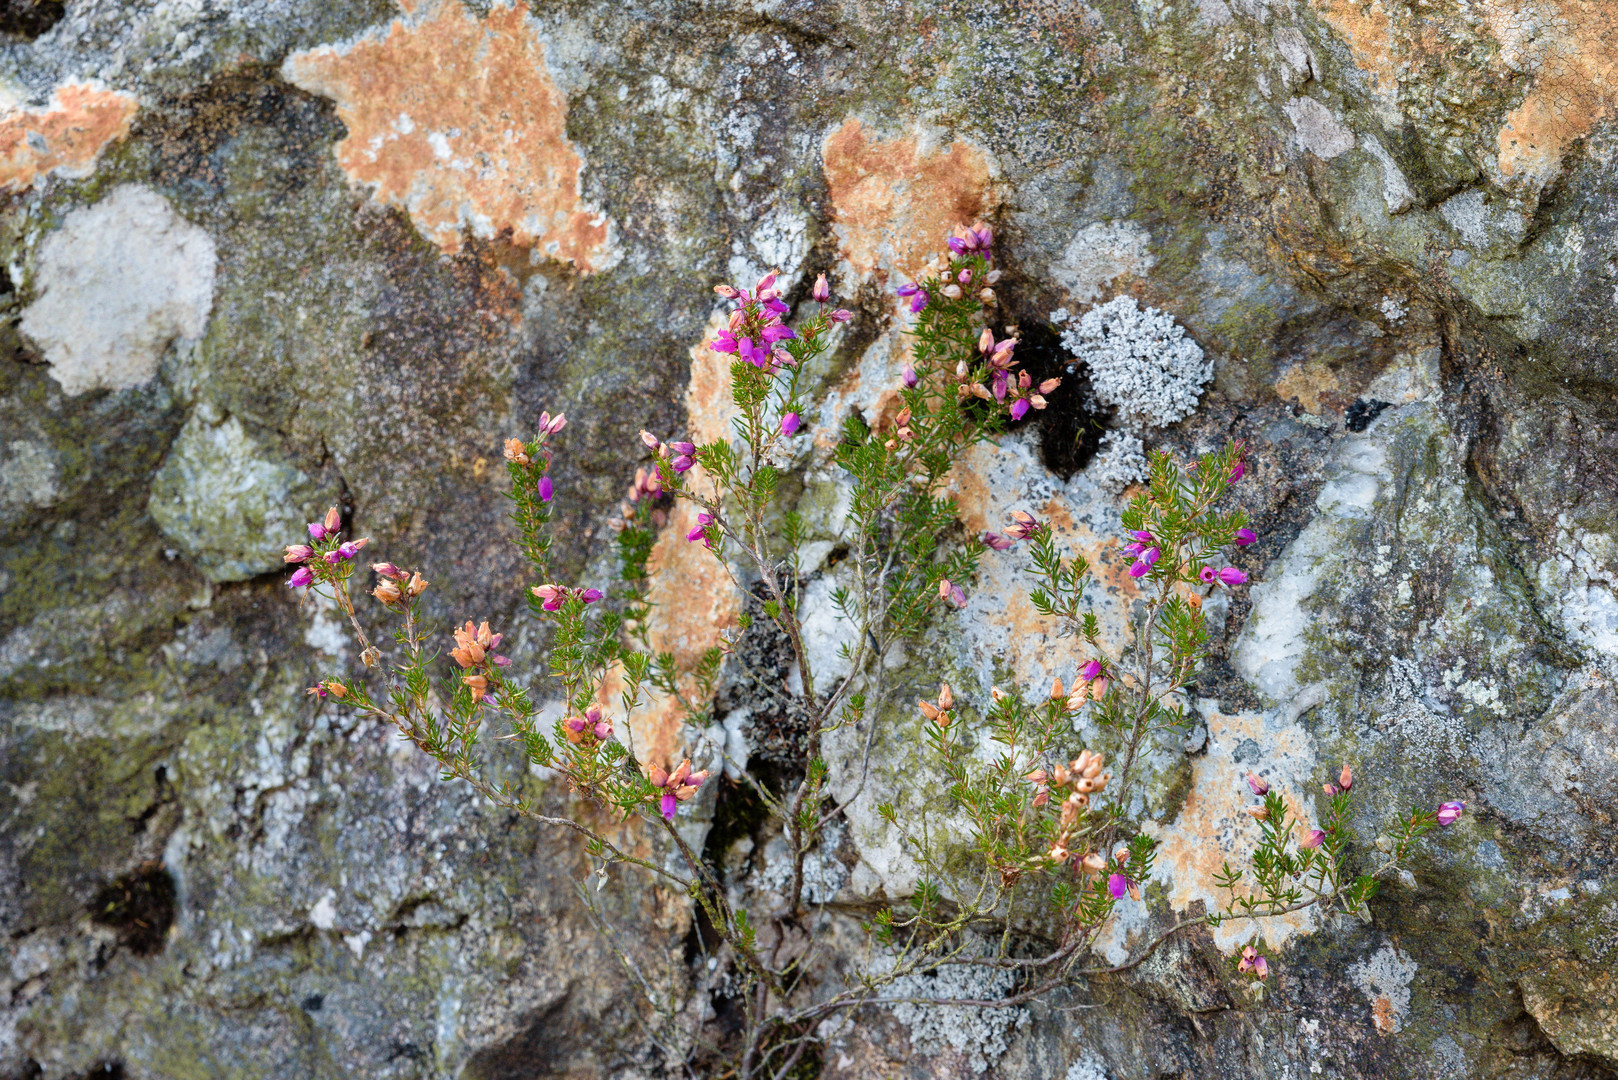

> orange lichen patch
[1149,707,1322,952]
[1371,996,1398,1034]
[1309,0,1618,192]
[610,313,740,768]
[0,83,138,193]
[284,0,612,267]
[1310,0,1400,101]
[822,118,992,281]
[1480,0,1618,187]
[1274,360,1344,415]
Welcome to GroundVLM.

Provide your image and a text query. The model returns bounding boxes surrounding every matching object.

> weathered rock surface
[2,0,1616,1078]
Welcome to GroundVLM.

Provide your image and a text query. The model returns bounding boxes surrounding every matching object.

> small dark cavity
[301,993,325,1013]
[89,863,177,956]
[0,0,64,40]
[1009,321,1107,478]
[1345,398,1391,433]
[77,1065,125,1080]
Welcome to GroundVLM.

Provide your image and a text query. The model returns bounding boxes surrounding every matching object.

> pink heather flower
[1141,546,1160,567]
[1436,801,1465,827]
[538,476,553,502]
[1300,829,1326,849]
[538,411,567,435]
[1079,660,1102,682]
[714,283,739,298]
[909,291,929,314]
[1131,530,1153,542]
[288,567,314,588]
[640,430,662,452]
[308,522,327,541]
[1339,764,1354,791]
[1253,955,1269,979]
[660,792,678,820]
[336,541,363,560]
[902,365,918,388]
[756,269,778,295]
[284,544,313,564]
[711,331,738,355]
[1217,567,1248,586]
[1129,559,1150,578]
[650,759,709,821]
[949,584,965,607]
[671,454,695,473]
[533,583,565,611]
[1108,873,1129,900]
[1005,510,1040,540]
[1236,528,1257,545]
[1199,566,1218,584]
[668,441,696,457]
[761,322,796,345]
[1245,772,1269,796]
[579,588,603,603]
[1010,398,1030,421]
[813,274,830,302]
[983,532,1012,552]
[1238,945,1268,978]
[687,513,715,546]
[896,283,920,298]
[829,308,854,323]
[781,412,801,436]
[323,550,341,564]
[371,562,407,581]
[1323,782,1339,797]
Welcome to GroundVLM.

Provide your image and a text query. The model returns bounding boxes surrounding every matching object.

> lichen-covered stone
[2,0,1617,1077]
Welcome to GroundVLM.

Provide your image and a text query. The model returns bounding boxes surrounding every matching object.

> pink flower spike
[813,273,830,302]
[538,476,553,502]
[1246,772,1270,796]
[1436,801,1465,827]
[1218,567,1248,586]
[1235,528,1257,545]
[781,412,801,436]
[288,567,314,588]
[1108,873,1128,900]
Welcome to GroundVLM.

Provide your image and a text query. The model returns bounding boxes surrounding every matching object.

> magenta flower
[533,583,565,611]
[580,588,603,603]
[910,291,929,313]
[902,365,918,388]
[830,308,853,323]
[761,323,795,345]
[896,283,920,298]
[1300,829,1326,849]
[1131,530,1153,542]
[1235,528,1257,545]
[671,454,695,473]
[1199,566,1218,584]
[538,476,553,502]
[1108,873,1129,900]
[781,412,801,436]
[982,531,1012,551]
[284,544,313,564]
[308,522,327,541]
[1245,771,1269,796]
[288,567,314,588]
[1129,559,1150,578]
[813,274,830,302]
[336,542,362,560]
[1218,567,1248,586]
[1141,546,1160,567]
[687,513,715,547]
[538,410,567,435]
[1079,659,1102,682]
[371,562,407,581]
[711,331,738,355]
[649,759,709,821]
[1004,511,1040,540]
[1229,459,1245,483]
[1436,801,1465,827]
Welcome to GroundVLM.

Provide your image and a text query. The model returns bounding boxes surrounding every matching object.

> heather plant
[285,225,1465,1077]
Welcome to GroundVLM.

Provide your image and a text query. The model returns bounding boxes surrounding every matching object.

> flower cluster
[1026,749,1110,867]
[713,269,849,370]
[284,506,370,589]
[563,703,613,747]
[648,759,709,821]
[370,561,428,606]
[531,582,604,611]
[450,619,510,703]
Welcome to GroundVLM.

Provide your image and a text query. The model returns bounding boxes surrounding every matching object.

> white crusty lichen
[1058,296,1213,429]
[1087,429,1149,495]
[884,962,1027,1074]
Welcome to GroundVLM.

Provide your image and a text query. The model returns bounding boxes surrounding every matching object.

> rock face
[1,1,1615,1079]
